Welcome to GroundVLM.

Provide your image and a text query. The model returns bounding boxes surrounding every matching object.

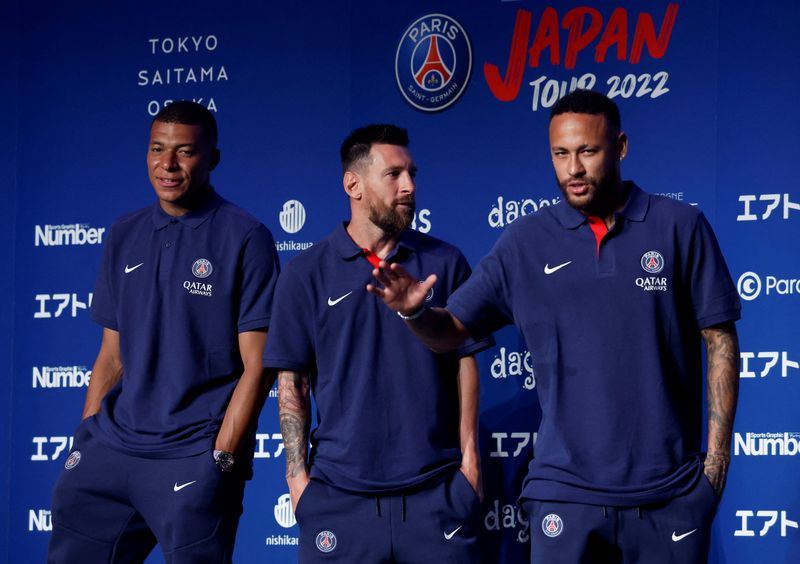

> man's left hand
[459,462,483,502]
[704,452,729,498]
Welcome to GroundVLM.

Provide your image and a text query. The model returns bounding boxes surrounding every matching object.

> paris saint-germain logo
[395,13,472,112]
[192,258,213,278]
[542,513,563,538]
[315,530,337,553]
[418,280,435,302]
[65,450,81,470]
[640,251,665,274]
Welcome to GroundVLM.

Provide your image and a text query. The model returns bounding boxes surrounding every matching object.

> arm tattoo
[278,371,311,479]
[701,322,740,497]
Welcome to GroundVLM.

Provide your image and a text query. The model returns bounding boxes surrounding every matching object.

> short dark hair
[550,89,621,135]
[152,101,218,148]
[340,124,409,172]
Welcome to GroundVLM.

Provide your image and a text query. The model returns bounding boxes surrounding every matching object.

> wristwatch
[213,449,235,472]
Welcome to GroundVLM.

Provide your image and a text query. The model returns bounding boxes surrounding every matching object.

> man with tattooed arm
[264,124,492,563]
[370,91,740,563]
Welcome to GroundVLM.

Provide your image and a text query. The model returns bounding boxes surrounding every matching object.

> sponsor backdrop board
[2,1,798,562]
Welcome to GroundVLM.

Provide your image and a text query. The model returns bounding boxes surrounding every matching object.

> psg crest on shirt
[395,13,472,112]
[192,258,213,278]
[64,450,81,470]
[640,250,665,274]
[315,530,337,553]
[542,513,564,538]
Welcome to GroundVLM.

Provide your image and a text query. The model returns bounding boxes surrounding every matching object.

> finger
[365,283,385,298]
[418,273,437,294]
[377,260,400,282]
[388,262,412,279]
[371,267,392,287]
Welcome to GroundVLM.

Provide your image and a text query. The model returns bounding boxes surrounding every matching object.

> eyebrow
[383,164,417,174]
[551,144,598,151]
[149,141,197,149]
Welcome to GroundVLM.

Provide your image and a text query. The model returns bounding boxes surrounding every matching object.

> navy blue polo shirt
[88,190,279,458]
[448,183,741,506]
[264,223,492,493]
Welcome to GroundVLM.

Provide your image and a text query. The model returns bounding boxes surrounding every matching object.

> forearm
[82,362,121,419]
[702,322,740,496]
[406,307,471,353]
[278,370,311,482]
[215,330,270,454]
[457,356,483,498]
[82,329,123,419]
[215,367,274,454]
[458,356,480,457]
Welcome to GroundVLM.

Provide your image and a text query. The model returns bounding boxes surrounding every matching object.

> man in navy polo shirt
[48,101,279,563]
[264,124,490,563]
[370,90,741,563]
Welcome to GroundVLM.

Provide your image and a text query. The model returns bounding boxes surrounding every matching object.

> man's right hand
[287,473,311,513]
[366,261,436,317]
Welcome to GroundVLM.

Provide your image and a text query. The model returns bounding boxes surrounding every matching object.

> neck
[586,179,628,228]
[160,185,212,217]
[346,216,403,258]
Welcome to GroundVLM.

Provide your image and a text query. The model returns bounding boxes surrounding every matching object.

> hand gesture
[366,261,436,317]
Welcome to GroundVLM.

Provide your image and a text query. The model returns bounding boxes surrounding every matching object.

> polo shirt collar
[151,188,223,230]
[332,222,417,262]
[552,180,649,229]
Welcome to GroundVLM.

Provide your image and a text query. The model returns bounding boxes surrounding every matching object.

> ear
[617,132,628,161]
[209,148,221,171]
[343,170,361,200]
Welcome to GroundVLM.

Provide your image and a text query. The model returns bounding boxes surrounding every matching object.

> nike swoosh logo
[444,525,462,540]
[173,480,197,492]
[125,263,144,274]
[672,529,697,542]
[327,292,353,306]
[544,261,572,275]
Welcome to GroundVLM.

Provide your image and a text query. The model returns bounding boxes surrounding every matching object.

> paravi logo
[395,14,472,112]
[737,271,800,301]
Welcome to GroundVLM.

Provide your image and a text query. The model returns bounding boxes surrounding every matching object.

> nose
[568,154,585,177]
[160,150,179,171]
[400,171,416,195]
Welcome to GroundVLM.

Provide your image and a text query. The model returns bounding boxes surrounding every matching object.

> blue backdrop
[1,1,798,562]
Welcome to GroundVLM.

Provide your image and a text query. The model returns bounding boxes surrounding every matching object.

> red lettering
[630,4,679,64]
[563,7,603,70]
[483,4,679,102]
[595,8,628,63]
[529,7,560,68]
[484,9,532,102]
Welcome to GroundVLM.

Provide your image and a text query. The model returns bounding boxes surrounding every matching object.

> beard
[556,170,619,216]
[369,198,415,236]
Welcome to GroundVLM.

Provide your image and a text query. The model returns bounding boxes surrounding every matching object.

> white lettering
[34,224,106,247]
[734,432,800,456]
[28,509,52,532]
[32,366,92,388]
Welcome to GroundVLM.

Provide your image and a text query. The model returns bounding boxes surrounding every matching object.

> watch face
[214,450,234,471]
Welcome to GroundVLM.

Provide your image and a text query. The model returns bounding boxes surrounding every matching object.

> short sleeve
[90,227,118,330]
[262,265,316,372]
[687,213,741,329]
[238,224,281,333]
[448,251,495,357]
[447,228,516,340]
